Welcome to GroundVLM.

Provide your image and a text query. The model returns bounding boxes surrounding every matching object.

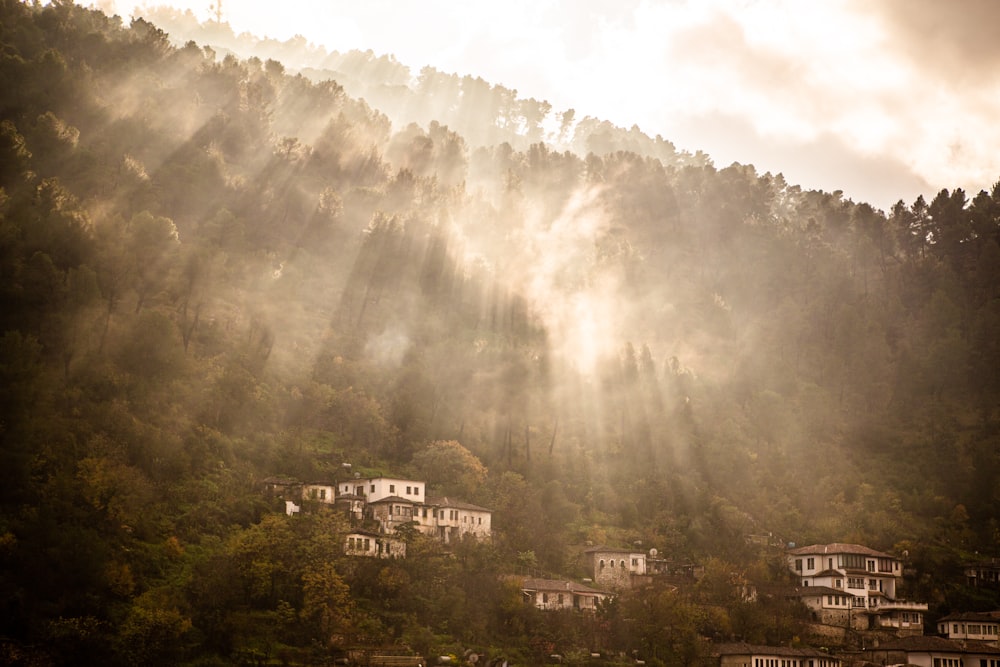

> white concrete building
[339,477,424,504]
[868,635,1000,667]
[937,612,1000,643]
[713,643,841,667]
[786,542,926,632]
[517,577,609,612]
[302,481,336,504]
[412,496,492,543]
[344,531,406,559]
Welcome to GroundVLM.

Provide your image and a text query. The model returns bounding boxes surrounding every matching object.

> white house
[785,585,856,624]
[413,496,492,543]
[265,473,493,545]
[712,643,841,667]
[584,546,647,590]
[344,530,406,559]
[517,577,609,612]
[302,481,337,504]
[867,635,1000,667]
[937,612,1000,643]
[339,477,424,504]
[786,542,926,631]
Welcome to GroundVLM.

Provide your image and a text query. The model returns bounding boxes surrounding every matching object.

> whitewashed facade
[786,543,926,633]
[518,577,609,612]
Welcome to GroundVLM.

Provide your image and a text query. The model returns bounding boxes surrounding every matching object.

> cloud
[669,110,934,209]
[857,0,1000,84]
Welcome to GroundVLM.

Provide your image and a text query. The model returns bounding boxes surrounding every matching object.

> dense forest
[2,1,1000,664]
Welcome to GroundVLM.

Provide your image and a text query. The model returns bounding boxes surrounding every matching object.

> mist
[2,2,1000,663]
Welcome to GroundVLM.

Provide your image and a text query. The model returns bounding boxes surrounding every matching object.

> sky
[101,0,1000,211]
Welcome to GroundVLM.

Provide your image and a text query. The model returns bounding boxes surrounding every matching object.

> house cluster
[786,542,927,634]
[519,541,1000,667]
[263,474,493,559]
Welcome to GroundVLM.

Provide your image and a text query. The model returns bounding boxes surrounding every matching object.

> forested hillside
[2,1,1000,664]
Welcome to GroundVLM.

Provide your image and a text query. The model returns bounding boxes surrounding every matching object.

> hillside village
[4,2,1000,664]
[264,473,1000,667]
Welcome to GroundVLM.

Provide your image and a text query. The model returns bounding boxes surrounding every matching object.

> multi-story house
[344,530,406,559]
[584,546,648,590]
[302,481,337,504]
[785,585,856,623]
[412,496,492,543]
[711,643,841,667]
[965,560,1000,589]
[867,635,1000,667]
[786,542,926,632]
[516,577,609,612]
[338,476,425,505]
[265,473,492,547]
[937,612,1000,643]
[368,496,418,535]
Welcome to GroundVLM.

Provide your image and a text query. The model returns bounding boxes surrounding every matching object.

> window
[600,559,606,570]
[370,484,375,493]
[620,560,626,569]
[867,560,876,572]
[543,593,548,603]
[807,557,815,570]
[839,554,865,570]
[558,594,564,605]
[869,579,877,590]
[610,560,615,568]
[835,579,843,588]
[415,486,420,495]
[848,577,864,589]
[363,538,370,550]
[406,486,411,494]
[389,484,395,493]
[632,558,639,567]
[319,489,326,500]
[478,517,482,524]
[795,559,803,571]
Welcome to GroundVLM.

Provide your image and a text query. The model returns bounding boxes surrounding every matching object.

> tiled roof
[519,578,608,595]
[712,643,836,659]
[424,496,492,512]
[811,569,842,577]
[875,636,1000,654]
[786,543,895,559]
[369,495,415,505]
[583,546,642,555]
[263,476,300,485]
[938,611,1000,623]
[346,529,386,538]
[785,585,846,597]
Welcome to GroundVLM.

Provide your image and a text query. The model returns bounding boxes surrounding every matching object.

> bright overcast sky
[103,0,1000,210]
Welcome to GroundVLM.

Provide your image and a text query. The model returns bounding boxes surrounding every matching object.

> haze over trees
[2,1,1000,664]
